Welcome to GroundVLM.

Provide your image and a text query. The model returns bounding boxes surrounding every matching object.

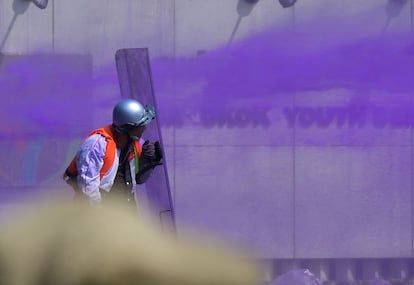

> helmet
[112,99,156,129]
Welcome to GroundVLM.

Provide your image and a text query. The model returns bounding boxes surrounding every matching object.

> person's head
[112,98,156,141]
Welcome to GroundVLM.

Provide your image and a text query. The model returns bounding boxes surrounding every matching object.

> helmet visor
[137,104,156,126]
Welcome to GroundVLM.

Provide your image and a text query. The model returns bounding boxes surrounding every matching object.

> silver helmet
[112,99,156,129]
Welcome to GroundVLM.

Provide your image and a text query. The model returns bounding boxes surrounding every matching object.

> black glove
[136,141,163,184]
[141,140,163,165]
[142,140,155,157]
[153,141,163,165]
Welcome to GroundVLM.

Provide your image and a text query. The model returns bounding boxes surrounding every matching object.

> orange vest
[64,125,142,180]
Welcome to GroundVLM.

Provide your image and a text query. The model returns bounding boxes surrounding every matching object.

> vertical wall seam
[291,6,297,260]
[411,96,413,257]
[292,94,296,259]
[411,0,413,34]
[172,0,176,208]
[410,85,414,257]
[293,126,296,258]
[173,0,176,57]
[52,0,54,52]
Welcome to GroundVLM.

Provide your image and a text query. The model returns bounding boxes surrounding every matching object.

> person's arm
[76,134,107,206]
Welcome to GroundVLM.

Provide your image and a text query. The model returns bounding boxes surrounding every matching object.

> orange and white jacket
[66,125,143,205]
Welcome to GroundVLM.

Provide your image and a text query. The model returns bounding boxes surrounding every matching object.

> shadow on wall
[228,0,261,45]
[0,0,32,52]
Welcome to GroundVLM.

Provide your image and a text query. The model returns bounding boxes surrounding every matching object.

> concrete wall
[0,0,413,259]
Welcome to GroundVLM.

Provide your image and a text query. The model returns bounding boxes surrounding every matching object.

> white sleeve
[76,134,107,205]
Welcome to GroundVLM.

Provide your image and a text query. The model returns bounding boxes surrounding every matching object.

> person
[63,98,163,208]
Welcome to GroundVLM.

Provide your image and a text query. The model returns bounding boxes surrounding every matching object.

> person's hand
[136,141,163,184]
[142,140,156,158]
[142,140,163,165]
[153,141,163,165]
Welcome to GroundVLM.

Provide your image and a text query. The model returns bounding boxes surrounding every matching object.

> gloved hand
[136,141,163,184]
[142,140,163,165]
[142,140,156,158]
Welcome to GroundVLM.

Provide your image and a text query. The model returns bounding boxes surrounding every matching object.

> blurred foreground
[0,198,262,285]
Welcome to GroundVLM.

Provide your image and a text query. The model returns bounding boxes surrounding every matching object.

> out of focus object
[229,0,260,45]
[279,0,297,8]
[238,0,259,16]
[0,201,262,285]
[382,0,408,35]
[270,269,323,285]
[30,0,48,9]
[386,0,408,17]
